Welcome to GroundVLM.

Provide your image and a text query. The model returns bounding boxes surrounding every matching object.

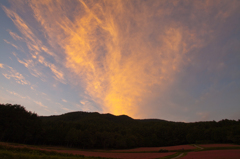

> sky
[0,0,240,122]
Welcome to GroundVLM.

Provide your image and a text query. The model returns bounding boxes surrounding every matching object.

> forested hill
[1,103,240,149]
[40,112,135,123]
[40,111,167,123]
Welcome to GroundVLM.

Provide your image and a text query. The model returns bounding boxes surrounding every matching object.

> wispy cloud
[4,39,21,51]
[6,89,29,99]
[8,30,23,41]
[23,0,193,116]
[77,100,98,112]
[62,99,67,103]
[1,64,30,85]
[2,0,240,119]
[61,107,71,111]
[2,5,65,84]
[33,100,48,108]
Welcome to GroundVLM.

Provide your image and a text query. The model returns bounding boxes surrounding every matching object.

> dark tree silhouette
[0,103,239,149]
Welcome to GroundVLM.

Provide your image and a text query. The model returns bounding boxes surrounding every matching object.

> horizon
[0,0,240,122]
[3,103,239,123]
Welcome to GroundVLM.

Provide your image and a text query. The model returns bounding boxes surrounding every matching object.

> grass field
[1,142,240,159]
[111,145,195,153]
[181,149,240,159]
[199,144,240,148]
[0,145,105,159]
[0,142,174,159]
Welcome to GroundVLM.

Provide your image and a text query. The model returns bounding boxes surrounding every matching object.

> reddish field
[0,142,175,159]
[53,150,175,159]
[4,142,240,159]
[181,150,240,159]
[112,145,195,152]
[200,144,240,148]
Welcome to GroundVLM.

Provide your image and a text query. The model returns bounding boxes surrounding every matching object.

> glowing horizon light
[0,0,240,121]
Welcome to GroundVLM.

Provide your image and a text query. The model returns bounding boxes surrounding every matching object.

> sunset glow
[0,0,240,121]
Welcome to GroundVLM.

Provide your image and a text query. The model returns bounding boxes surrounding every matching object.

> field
[181,150,240,159]
[0,142,174,159]
[111,145,195,152]
[181,144,240,159]
[1,142,240,159]
[199,144,240,148]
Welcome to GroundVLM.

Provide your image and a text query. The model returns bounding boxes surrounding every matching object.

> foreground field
[181,150,240,159]
[199,144,240,148]
[1,142,240,159]
[0,142,174,159]
[111,145,195,152]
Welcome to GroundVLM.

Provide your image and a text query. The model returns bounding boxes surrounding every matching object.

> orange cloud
[8,30,23,41]
[2,5,64,83]
[4,0,239,118]
[6,89,29,99]
[62,99,67,103]
[1,65,30,85]
[33,100,48,109]
[4,39,20,50]
[24,0,188,117]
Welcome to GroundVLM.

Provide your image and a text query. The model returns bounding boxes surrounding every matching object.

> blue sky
[0,0,240,122]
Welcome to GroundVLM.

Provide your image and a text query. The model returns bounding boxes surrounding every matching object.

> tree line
[0,103,239,149]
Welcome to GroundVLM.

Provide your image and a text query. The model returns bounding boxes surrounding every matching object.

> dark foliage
[0,103,240,149]
[0,103,41,144]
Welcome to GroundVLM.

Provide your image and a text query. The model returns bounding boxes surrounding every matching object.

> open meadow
[181,150,240,159]
[1,142,240,159]
[0,142,175,159]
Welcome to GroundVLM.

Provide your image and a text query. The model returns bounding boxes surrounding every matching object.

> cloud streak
[1,64,30,85]
[6,89,30,99]
[23,0,191,117]
[2,5,65,83]
[2,0,240,119]
[33,100,48,109]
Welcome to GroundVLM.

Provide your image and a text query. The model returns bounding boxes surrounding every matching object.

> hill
[40,111,167,124]
[0,103,240,149]
[40,111,135,123]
